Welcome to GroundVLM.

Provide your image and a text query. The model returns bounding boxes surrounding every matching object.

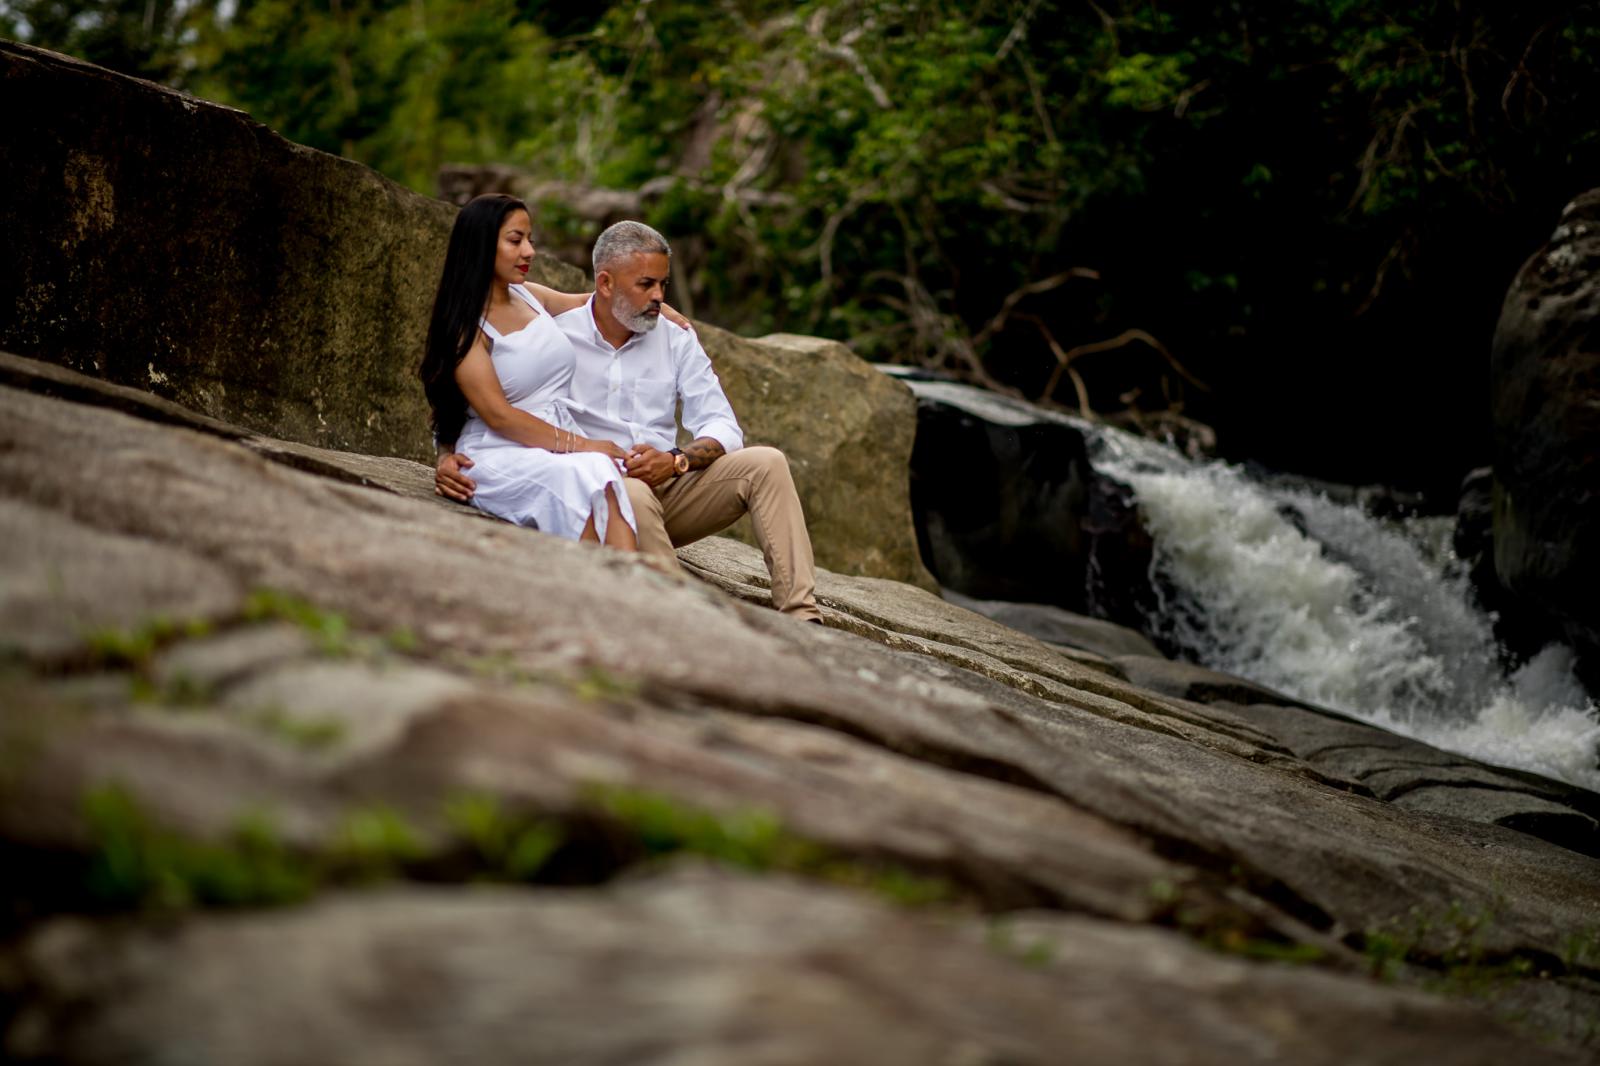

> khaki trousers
[623,445,819,621]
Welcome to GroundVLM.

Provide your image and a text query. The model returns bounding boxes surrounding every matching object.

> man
[435,220,821,623]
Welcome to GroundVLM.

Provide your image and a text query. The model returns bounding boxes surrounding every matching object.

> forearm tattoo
[683,438,725,471]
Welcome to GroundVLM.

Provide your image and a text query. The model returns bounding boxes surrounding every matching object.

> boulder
[0,41,931,587]
[717,332,934,589]
[885,370,1158,626]
[4,361,1600,1059]
[1490,189,1600,688]
[0,40,535,460]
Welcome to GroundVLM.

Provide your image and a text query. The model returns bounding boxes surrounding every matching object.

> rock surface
[886,369,1160,630]
[943,589,1163,659]
[0,40,930,587]
[1490,189,1600,688]
[3,355,1599,1061]
[710,331,935,589]
[4,869,1582,1066]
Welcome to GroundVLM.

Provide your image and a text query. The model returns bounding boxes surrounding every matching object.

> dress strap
[510,283,549,317]
[478,317,501,339]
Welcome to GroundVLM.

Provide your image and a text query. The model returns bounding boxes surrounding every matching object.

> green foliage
[84,615,212,669]
[250,708,347,751]
[987,920,1058,968]
[1,0,192,82]
[445,793,563,881]
[588,785,958,907]
[14,1,1599,438]
[333,806,425,879]
[572,665,640,702]
[243,589,352,656]
[83,785,313,909]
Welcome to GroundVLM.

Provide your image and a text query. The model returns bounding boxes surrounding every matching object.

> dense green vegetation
[6,1,1597,484]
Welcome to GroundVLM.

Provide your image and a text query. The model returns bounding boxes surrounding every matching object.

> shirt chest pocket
[629,377,678,422]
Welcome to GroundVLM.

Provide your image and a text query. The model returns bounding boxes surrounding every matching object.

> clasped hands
[434,440,680,501]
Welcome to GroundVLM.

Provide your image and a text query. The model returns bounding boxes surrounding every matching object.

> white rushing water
[1089,426,1600,792]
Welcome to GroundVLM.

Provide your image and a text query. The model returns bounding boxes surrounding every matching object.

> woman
[418,194,637,548]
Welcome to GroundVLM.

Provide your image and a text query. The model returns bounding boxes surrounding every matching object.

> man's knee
[734,445,789,480]
[623,476,662,514]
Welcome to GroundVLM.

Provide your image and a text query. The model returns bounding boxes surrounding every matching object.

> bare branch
[995,0,1045,64]
[806,9,892,110]
[972,268,1101,347]
[814,187,875,294]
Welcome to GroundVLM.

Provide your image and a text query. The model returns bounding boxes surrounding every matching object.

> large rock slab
[1490,189,1600,688]
[5,869,1581,1066]
[3,368,1600,1057]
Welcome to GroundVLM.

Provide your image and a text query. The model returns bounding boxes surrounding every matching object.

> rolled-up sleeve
[674,330,744,453]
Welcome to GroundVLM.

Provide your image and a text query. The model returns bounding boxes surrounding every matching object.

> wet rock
[885,370,1160,633]
[891,372,1095,606]
[942,589,1163,660]
[1490,189,1600,690]
[1111,655,1310,709]
[1221,700,1600,858]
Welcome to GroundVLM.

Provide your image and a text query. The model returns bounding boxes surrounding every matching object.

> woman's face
[493,209,535,288]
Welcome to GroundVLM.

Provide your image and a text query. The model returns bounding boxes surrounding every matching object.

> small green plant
[129,670,214,707]
[586,786,958,908]
[243,589,352,656]
[1562,927,1600,972]
[385,626,420,654]
[332,806,425,879]
[251,708,346,751]
[1362,929,1409,982]
[1207,930,1326,965]
[987,921,1057,968]
[1147,877,1180,906]
[591,786,816,871]
[83,785,313,909]
[445,793,564,881]
[572,666,641,702]
[83,615,213,669]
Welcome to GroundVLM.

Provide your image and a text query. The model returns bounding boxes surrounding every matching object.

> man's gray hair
[592,220,672,274]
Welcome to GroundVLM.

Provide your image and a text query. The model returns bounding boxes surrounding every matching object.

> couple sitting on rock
[420,194,820,623]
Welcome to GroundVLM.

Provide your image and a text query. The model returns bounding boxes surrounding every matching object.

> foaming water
[1091,427,1600,791]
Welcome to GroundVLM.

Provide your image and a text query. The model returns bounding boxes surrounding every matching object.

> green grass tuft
[83,785,313,909]
[244,589,352,656]
[587,785,958,907]
[445,793,564,881]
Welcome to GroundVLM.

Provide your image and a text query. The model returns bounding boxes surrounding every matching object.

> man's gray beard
[611,292,660,333]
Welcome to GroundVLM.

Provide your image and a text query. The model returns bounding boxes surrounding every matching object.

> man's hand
[436,452,477,501]
[625,445,678,487]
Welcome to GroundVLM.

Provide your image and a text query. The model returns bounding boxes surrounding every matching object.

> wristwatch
[669,447,690,475]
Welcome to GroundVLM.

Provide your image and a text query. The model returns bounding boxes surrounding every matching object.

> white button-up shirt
[553,297,744,454]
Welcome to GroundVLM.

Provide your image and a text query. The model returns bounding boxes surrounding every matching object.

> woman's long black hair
[419,193,528,447]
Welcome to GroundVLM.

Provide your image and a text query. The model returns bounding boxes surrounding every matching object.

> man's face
[603,251,670,333]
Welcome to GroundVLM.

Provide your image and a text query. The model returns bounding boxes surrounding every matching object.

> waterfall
[1090,426,1600,791]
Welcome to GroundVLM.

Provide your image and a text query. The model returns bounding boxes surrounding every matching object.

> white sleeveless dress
[456,285,636,541]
